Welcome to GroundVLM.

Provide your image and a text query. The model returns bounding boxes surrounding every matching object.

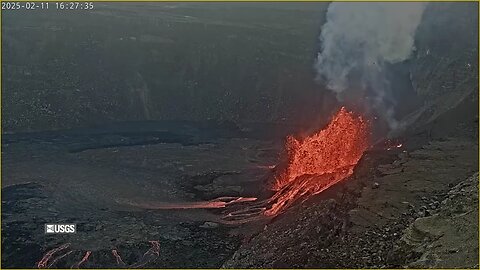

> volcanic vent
[118,107,369,224]
[222,107,369,222]
[266,107,369,215]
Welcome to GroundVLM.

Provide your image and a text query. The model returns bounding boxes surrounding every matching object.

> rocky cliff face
[4,3,476,137]
[1,3,477,268]
[2,3,330,132]
[402,173,478,268]
[222,3,479,268]
[404,2,478,138]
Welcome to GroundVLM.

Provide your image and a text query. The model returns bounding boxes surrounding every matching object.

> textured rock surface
[402,173,479,268]
[223,3,479,268]
[402,3,478,138]
[2,2,478,268]
[1,123,282,268]
[2,3,330,132]
[223,138,478,268]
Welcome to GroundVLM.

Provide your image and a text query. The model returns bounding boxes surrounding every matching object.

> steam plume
[315,2,427,130]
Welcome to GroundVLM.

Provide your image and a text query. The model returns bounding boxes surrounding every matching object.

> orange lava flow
[117,107,369,224]
[111,249,126,267]
[116,196,258,210]
[71,251,91,269]
[36,243,71,268]
[265,107,369,216]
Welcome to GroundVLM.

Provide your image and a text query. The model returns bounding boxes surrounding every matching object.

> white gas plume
[315,2,427,130]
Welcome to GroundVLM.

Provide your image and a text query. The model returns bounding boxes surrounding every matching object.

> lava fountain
[264,106,369,216]
[36,107,370,267]
[221,107,369,222]
[118,107,369,223]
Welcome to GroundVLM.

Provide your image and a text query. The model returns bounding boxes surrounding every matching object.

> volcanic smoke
[315,2,426,130]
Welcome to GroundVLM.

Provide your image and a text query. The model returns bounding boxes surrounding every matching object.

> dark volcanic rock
[224,138,478,268]
[401,173,479,268]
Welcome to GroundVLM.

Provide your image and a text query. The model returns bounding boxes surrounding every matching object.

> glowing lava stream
[71,251,91,269]
[112,249,126,266]
[120,107,369,224]
[36,241,161,268]
[116,196,258,210]
[36,108,369,267]
[36,243,71,268]
[264,107,369,216]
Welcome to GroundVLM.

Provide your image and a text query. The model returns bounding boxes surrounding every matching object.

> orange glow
[265,107,369,216]
[385,140,403,151]
[117,196,257,210]
[116,107,369,224]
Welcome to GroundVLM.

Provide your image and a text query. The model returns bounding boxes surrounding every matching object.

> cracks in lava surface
[111,249,126,267]
[36,241,160,268]
[35,107,370,268]
[37,243,71,268]
[118,107,370,225]
[71,251,91,269]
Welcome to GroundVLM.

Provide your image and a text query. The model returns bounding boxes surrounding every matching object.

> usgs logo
[45,224,76,234]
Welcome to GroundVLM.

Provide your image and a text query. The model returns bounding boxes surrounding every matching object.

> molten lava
[37,241,160,268]
[118,107,369,224]
[35,107,370,267]
[273,107,368,190]
[265,106,369,216]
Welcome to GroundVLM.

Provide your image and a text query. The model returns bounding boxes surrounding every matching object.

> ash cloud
[315,2,427,130]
